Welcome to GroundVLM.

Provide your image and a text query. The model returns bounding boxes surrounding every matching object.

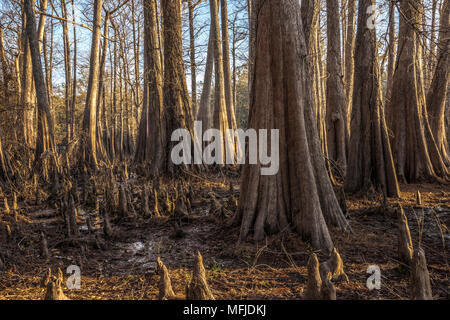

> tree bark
[24,0,56,166]
[234,0,349,251]
[385,0,396,122]
[426,0,449,165]
[188,0,198,116]
[135,0,166,174]
[197,27,214,130]
[325,0,348,175]
[220,0,238,132]
[344,0,400,198]
[61,0,73,143]
[81,0,103,170]
[344,0,356,138]
[389,0,449,182]
[210,0,233,163]
[20,10,34,147]
[161,0,198,174]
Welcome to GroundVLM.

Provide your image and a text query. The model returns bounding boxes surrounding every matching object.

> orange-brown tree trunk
[234,0,349,251]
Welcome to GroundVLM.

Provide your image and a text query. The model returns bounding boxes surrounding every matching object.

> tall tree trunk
[61,0,72,142]
[234,0,349,251]
[24,0,56,166]
[20,10,34,148]
[81,0,103,170]
[344,0,356,137]
[326,0,348,175]
[221,0,241,160]
[426,0,450,165]
[389,0,449,182]
[344,0,400,198]
[188,0,198,116]
[161,0,198,174]
[96,11,110,163]
[71,1,77,140]
[386,0,396,123]
[197,27,214,130]
[220,0,238,132]
[210,0,233,163]
[135,0,165,173]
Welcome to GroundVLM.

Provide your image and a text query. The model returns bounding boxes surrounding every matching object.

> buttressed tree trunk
[24,0,56,165]
[389,0,449,183]
[135,0,166,174]
[234,0,349,251]
[426,0,449,166]
[325,0,348,175]
[344,0,400,198]
[81,0,103,170]
[161,0,198,174]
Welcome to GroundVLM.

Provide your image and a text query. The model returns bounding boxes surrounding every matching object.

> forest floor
[0,173,448,300]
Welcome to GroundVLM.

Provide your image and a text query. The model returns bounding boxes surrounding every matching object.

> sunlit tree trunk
[210,0,233,163]
[344,0,356,137]
[234,0,349,251]
[81,0,103,170]
[24,0,56,167]
[188,0,198,116]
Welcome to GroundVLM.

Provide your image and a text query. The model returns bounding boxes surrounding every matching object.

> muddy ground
[0,174,448,300]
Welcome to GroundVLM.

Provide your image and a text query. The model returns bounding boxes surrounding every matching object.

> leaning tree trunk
[81,0,103,170]
[426,0,449,166]
[344,0,400,198]
[325,0,348,175]
[135,0,166,175]
[233,0,349,252]
[161,0,198,174]
[188,0,198,116]
[24,0,57,167]
[388,0,449,183]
